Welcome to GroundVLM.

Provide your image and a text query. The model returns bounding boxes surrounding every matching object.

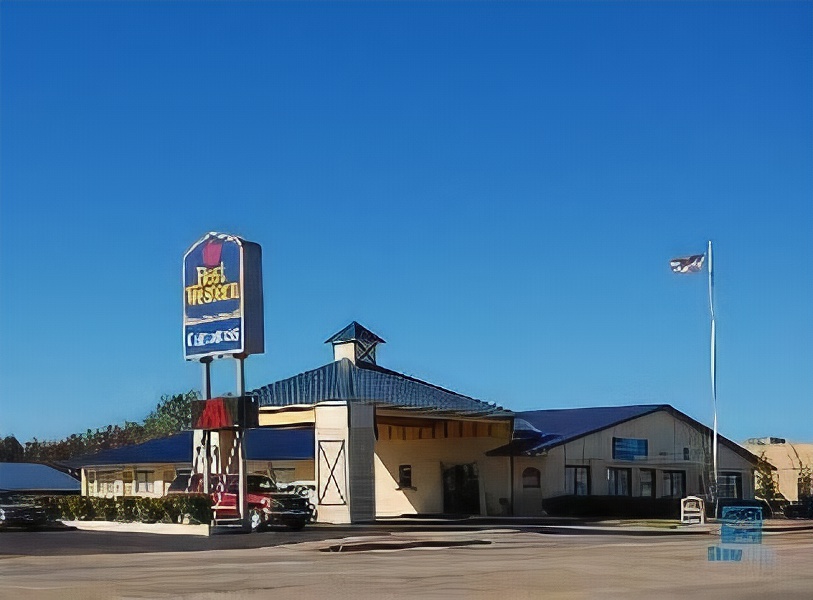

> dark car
[783,497,813,519]
[0,494,49,530]
[168,474,313,531]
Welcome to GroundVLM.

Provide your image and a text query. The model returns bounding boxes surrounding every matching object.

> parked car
[783,497,813,519]
[0,493,49,530]
[167,474,313,531]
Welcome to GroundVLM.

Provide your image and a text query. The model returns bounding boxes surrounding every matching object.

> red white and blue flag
[670,253,705,273]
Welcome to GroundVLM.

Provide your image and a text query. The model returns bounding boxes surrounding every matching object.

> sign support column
[201,357,212,495]
[236,355,249,531]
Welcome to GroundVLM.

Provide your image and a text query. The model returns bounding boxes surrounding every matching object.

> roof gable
[492,404,760,465]
[519,405,665,445]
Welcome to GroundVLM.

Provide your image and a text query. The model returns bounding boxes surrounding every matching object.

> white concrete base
[63,520,210,536]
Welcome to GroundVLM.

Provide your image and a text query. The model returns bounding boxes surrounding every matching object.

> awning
[245,427,314,461]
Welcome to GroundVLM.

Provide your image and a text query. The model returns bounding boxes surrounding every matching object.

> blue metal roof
[63,432,194,468]
[519,405,666,450]
[0,463,80,493]
[252,358,511,418]
[65,428,315,468]
[488,404,759,464]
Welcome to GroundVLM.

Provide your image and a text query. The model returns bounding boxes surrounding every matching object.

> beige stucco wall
[513,410,757,515]
[374,436,511,517]
[743,442,813,502]
[258,407,315,427]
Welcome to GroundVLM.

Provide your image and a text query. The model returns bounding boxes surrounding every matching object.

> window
[640,469,655,498]
[662,471,685,498]
[136,471,154,494]
[683,447,690,461]
[612,438,648,461]
[398,465,413,489]
[97,471,116,496]
[718,472,743,499]
[522,467,541,489]
[566,466,590,495]
[608,468,632,496]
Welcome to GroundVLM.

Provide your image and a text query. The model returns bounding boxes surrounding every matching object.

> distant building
[742,438,813,502]
[490,405,760,516]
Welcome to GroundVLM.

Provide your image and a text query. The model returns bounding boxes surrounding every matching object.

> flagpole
[708,239,718,501]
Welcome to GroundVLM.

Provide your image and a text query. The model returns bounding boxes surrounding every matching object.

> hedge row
[36,495,212,525]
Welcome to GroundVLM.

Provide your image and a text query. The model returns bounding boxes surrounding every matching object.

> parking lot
[1,527,812,599]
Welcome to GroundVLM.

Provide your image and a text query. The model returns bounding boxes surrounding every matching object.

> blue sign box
[183,232,264,360]
[720,506,763,545]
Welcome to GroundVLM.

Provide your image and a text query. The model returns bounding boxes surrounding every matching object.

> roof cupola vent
[325,321,385,366]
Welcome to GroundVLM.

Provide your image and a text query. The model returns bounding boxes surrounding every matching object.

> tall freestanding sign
[184,232,264,360]
[183,232,264,530]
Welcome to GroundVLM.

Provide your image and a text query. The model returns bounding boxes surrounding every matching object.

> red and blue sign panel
[183,232,264,360]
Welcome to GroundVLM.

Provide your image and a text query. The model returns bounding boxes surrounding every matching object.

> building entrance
[442,463,481,514]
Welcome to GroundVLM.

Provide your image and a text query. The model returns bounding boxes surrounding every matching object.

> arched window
[522,467,541,489]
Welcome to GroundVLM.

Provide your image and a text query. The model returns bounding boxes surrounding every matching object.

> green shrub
[163,494,211,524]
[63,496,96,520]
[94,498,118,521]
[34,495,211,525]
[116,497,138,522]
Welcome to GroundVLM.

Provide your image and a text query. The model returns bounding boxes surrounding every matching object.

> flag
[670,253,705,273]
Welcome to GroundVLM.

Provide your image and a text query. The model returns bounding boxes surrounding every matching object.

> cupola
[325,321,386,366]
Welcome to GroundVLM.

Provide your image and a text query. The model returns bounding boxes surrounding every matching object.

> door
[442,463,481,514]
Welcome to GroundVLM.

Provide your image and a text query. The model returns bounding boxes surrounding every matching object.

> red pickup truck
[168,474,313,531]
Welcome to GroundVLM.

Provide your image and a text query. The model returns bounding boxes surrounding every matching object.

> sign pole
[236,355,249,531]
[201,357,212,495]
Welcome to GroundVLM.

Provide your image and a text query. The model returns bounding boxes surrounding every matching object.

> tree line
[0,391,198,463]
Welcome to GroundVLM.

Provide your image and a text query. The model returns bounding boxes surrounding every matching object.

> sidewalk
[58,516,813,537]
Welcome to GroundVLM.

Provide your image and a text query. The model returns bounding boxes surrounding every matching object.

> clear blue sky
[1,1,810,444]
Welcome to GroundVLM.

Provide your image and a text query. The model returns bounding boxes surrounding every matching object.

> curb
[63,520,210,536]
